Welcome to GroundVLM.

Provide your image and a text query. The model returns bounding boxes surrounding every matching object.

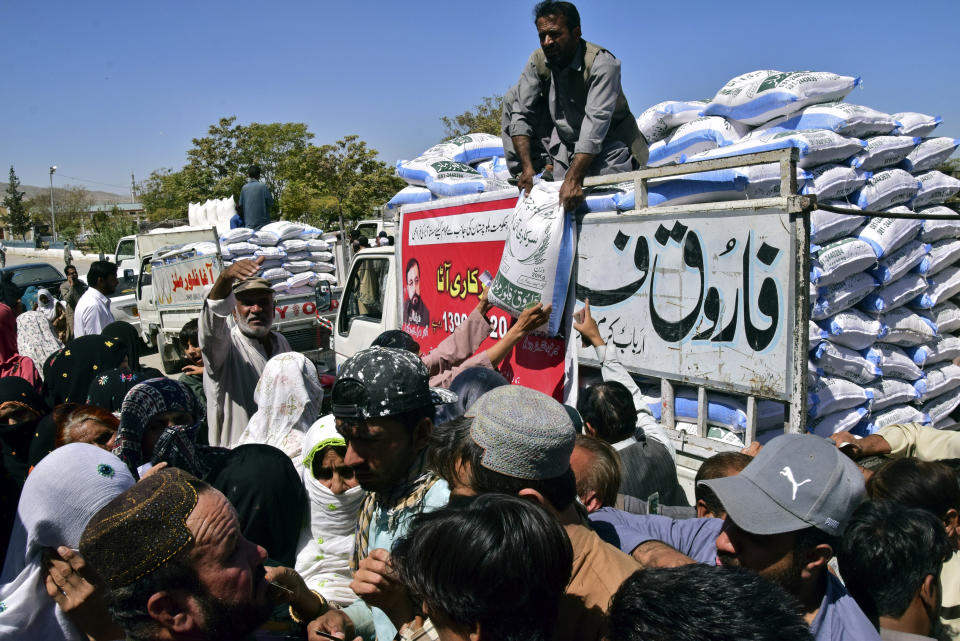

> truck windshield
[339,257,390,335]
[354,223,378,240]
[116,239,135,262]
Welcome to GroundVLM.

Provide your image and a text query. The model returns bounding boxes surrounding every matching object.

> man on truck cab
[200,256,291,447]
[507,1,648,212]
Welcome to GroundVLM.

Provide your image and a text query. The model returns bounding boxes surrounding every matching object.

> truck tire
[157,332,183,375]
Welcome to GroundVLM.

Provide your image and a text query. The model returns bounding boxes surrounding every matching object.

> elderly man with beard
[80,467,327,641]
[200,256,291,447]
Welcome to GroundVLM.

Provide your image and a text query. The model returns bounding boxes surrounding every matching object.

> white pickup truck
[334,150,814,487]
[125,227,336,374]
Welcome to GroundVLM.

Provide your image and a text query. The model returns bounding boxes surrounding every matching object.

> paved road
[6,251,166,372]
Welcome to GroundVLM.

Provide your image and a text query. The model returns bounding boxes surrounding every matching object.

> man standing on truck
[200,256,291,447]
[237,164,273,230]
[507,1,648,212]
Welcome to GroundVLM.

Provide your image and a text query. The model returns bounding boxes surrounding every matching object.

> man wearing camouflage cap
[200,256,291,448]
[312,346,456,641]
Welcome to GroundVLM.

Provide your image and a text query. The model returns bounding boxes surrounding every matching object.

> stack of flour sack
[219,221,337,294]
[388,133,512,208]
[632,70,960,439]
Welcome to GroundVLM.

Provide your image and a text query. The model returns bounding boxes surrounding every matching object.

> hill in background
[0,182,129,205]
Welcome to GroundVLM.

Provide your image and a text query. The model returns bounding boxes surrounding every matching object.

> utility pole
[49,165,57,243]
[131,172,136,201]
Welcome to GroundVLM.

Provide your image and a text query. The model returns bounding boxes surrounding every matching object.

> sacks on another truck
[488,182,574,336]
[702,70,860,126]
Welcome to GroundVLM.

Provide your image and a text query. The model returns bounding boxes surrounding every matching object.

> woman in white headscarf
[35,288,71,343]
[294,416,365,606]
[0,443,135,640]
[15,311,63,379]
[237,351,323,467]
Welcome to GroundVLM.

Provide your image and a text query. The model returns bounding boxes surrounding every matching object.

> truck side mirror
[315,281,332,313]
[123,269,135,283]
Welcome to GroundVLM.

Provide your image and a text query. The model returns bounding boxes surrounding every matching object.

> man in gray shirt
[237,164,273,230]
[508,1,648,212]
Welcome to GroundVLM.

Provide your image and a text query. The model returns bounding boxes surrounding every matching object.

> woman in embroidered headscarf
[42,335,128,407]
[237,351,323,466]
[0,443,134,641]
[294,416,364,606]
[16,311,63,380]
[113,377,226,480]
[35,288,71,343]
[85,368,155,414]
[0,303,41,392]
[0,377,50,558]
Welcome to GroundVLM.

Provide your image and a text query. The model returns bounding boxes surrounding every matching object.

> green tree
[89,205,137,255]
[440,94,504,138]
[140,117,315,221]
[55,186,94,244]
[2,166,30,240]
[294,135,405,230]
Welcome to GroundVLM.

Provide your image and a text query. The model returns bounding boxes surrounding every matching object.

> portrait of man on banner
[403,257,430,329]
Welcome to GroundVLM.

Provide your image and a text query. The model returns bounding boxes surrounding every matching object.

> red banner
[400,195,566,400]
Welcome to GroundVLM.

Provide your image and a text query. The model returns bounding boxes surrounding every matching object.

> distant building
[86,203,144,219]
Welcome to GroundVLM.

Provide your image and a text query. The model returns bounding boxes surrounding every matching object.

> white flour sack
[822,308,887,350]
[810,238,877,287]
[808,376,872,419]
[812,341,880,384]
[893,112,942,138]
[857,214,922,258]
[812,272,877,320]
[920,207,960,243]
[864,343,923,381]
[864,378,919,412]
[858,274,926,314]
[756,102,897,139]
[901,137,960,173]
[921,387,960,424]
[809,407,867,438]
[916,239,960,277]
[849,135,919,172]
[647,116,751,167]
[880,307,937,346]
[868,240,929,285]
[810,203,866,245]
[921,302,960,334]
[423,160,487,198]
[800,164,870,201]
[687,129,865,168]
[636,100,708,144]
[915,266,960,309]
[488,182,575,336]
[853,171,921,211]
[866,405,928,432]
[911,171,960,208]
[703,70,860,126]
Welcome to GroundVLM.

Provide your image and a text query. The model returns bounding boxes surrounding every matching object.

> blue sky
[2,0,957,194]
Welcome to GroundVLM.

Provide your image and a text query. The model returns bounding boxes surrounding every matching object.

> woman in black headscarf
[0,376,49,554]
[31,335,129,466]
[205,444,308,567]
[100,321,163,379]
[85,368,156,414]
[42,336,128,407]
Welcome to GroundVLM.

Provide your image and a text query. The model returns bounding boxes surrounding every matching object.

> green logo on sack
[757,72,796,93]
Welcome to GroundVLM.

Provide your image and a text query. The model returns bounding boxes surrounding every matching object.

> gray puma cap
[699,433,865,536]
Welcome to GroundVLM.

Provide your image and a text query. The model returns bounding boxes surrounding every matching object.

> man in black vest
[507,1,648,212]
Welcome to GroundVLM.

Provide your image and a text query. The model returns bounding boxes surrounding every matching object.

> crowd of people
[1,2,958,639]
[0,242,955,641]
